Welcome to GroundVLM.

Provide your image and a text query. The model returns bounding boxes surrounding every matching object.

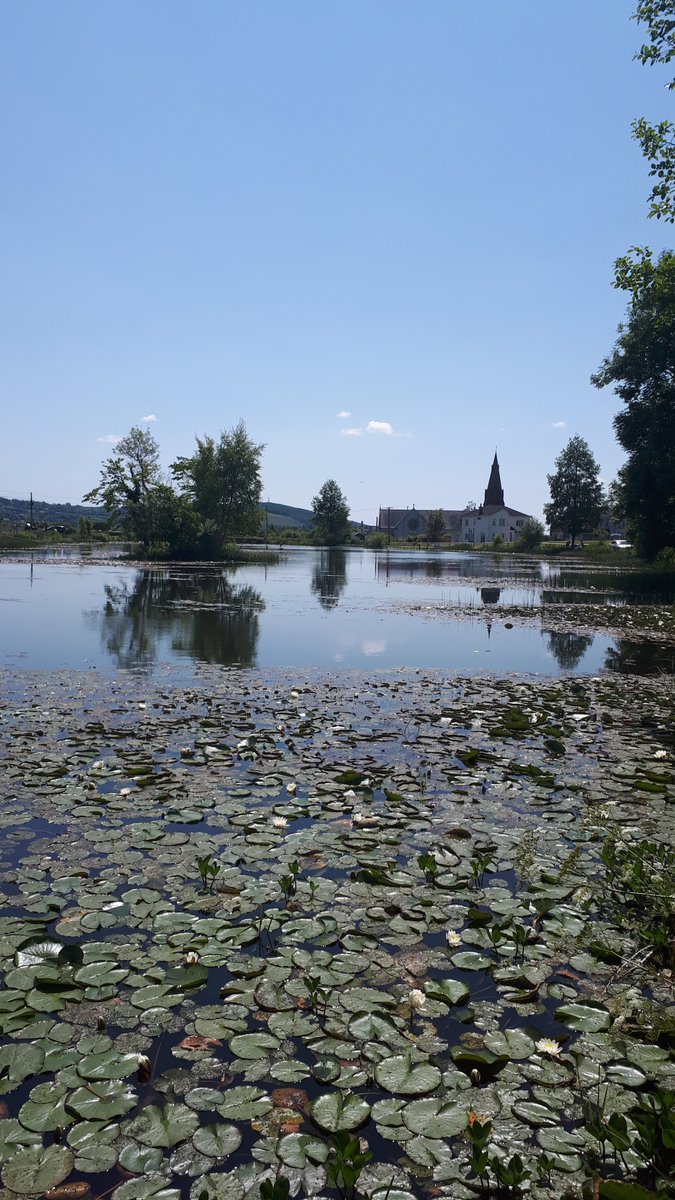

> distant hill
[0,496,105,526]
[1,496,366,534]
[261,502,314,530]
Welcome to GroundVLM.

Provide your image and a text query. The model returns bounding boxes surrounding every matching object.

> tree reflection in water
[604,638,675,675]
[546,629,593,670]
[311,549,348,610]
[93,568,264,669]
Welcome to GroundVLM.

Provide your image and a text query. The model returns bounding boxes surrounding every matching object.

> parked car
[610,537,632,549]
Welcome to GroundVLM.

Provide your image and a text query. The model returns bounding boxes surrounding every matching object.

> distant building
[378,454,532,544]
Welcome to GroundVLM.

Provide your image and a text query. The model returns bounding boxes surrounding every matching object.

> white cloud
[341,426,364,436]
[97,434,122,444]
[338,410,351,418]
[142,413,158,422]
[367,420,394,436]
[552,420,567,428]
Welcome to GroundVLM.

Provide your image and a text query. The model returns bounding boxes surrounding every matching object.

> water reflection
[91,568,264,669]
[479,587,501,605]
[311,550,348,610]
[547,630,593,670]
[604,639,675,676]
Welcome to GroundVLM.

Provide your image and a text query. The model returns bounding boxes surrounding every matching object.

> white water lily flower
[179,746,194,757]
[184,950,200,966]
[446,930,462,947]
[138,703,146,710]
[535,1038,561,1057]
[272,815,288,829]
[654,749,668,759]
[286,782,297,794]
[344,789,357,799]
[137,1054,151,1072]
[290,691,299,699]
[352,812,377,826]
[408,988,426,1011]
[237,739,249,750]
[91,760,105,770]
[120,787,132,797]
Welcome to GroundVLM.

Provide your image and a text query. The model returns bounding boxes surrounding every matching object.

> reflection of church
[377,454,532,543]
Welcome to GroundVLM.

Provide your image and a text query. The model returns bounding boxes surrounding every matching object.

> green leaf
[228,1032,280,1060]
[374,1055,442,1096]
[423,978,470,1007]
[192,1123,242,1158]
[1,1145,74,1193]
[554,1001,611,1032]
[277,1133,329,1168]
[127,1103,200,1149]
[310,1091,371,1132]
[401,1098,467,1137]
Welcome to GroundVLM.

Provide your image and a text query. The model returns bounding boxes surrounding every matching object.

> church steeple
[483,452,504,507]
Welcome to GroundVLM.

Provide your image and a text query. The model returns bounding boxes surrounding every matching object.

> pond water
[1,546,674,678]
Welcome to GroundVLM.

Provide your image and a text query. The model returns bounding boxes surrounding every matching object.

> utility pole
[29,492,34,528]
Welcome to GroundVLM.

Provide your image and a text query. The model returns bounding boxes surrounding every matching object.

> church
[377,454,532,543]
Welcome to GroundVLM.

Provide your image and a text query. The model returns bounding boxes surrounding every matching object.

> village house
[377,454,532,544]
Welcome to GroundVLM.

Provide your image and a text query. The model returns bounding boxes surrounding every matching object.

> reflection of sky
[362,639,386,656]
[0,548,671,678]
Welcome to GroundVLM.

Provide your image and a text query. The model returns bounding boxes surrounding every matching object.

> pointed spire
[483,452,504,507]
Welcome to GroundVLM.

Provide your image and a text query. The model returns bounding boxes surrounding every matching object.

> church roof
[483,453,504,507]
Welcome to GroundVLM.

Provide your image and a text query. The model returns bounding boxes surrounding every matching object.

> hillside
[261,502,314,530]
[0,497,105,526]
[0,496,315,531]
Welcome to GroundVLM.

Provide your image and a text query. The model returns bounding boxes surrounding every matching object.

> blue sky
[1,1,671,524]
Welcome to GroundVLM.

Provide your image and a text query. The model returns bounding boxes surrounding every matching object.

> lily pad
[374,1055,442,1095]
[311,1091,371,1131]
[1,1144,74,1193]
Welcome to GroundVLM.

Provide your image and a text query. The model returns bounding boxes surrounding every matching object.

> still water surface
[1,546,673,677]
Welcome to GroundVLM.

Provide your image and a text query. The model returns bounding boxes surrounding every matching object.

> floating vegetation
[0,666,673,1199]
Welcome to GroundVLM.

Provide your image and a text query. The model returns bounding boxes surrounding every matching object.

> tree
[311,479,350,545]
[171,421,264,547]
[516,516,545,551]
[631,0,675,223]
[544,436,604,547]
[84,426,162,547]
[425,509,446,542]
[592,249,675,558]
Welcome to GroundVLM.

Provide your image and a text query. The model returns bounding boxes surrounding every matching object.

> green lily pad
[192,1123,242,1158]
[228,1032,280,1060]
[311,1091,371,1131]
[554,1001,611,1032]
[401,1098,467,1137]
[423,978,470,1007]
[127,1103,200,1148]
[0,1044,44,1093]
[277,1132,329,1168]
[374,1055,442,1095]
[1,1144,74,1193]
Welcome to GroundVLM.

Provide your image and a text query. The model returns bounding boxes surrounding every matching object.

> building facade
[377,454,532,544]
